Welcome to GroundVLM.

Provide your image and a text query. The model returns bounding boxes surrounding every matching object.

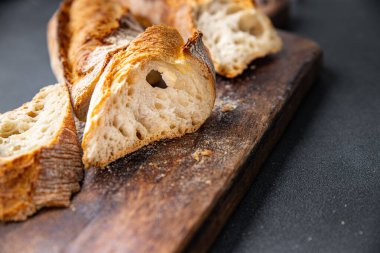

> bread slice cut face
[0,84,83,221]
[82,25,216,168]
[122,0,282,78]
[195,0,283,77]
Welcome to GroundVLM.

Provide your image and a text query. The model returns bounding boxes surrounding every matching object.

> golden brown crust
[48,0,138,120]
[82,25,216,168]
[122,0,281,78]
[0,87,83,222]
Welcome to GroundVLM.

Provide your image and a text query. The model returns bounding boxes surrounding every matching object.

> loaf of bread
[0,84,83,221]
[48,0,144,120]
[82,26,215,168]
[122,0,282,78]
[48,0,216,167]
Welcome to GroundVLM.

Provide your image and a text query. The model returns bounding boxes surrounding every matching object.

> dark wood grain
[0,32,321,253]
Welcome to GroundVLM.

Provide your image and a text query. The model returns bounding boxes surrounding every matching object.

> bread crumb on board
[192,149,213,161]
[216,97,238,113]
[221,103,237,112]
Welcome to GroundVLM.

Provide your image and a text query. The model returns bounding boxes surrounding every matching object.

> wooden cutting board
[0,31,322,253]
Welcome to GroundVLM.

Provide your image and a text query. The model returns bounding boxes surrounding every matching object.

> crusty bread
[82,25,215,168]
[122,0,282,78]
[0,84,83,221]
[48,0,143,120]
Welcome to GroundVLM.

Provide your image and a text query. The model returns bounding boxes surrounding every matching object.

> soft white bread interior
[121,0,282,78]
[0,84,83,221]
[82,26,216,168]
[195,0,282,77]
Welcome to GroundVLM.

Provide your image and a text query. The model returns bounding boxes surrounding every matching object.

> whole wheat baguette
[82,25,215,168]
[122,0,282,78]
[0,84,83,221]
[48,0,144,120]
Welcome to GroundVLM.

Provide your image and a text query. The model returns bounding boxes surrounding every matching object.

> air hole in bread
[12,145,21,151]
[146,70,167,89]
[119,127,128,137]
[214,35,221,44]
[226,5,242,15]
[136,130,143,140]
[238,14,264,37]
[27,111,38,118]
[0,122,20,138]
[155,103,164,110]
[234,39,243,45]
[35,104,44,111]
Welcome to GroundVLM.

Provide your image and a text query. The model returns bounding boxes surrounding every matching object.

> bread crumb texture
[0,84,83,221]
[195,0,282,77]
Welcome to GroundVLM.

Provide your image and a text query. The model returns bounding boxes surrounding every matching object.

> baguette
[48,0,143,120]
[82,25,215,168]
[122,0,282,78]
[0,84,83,221]
[49,0,216,167]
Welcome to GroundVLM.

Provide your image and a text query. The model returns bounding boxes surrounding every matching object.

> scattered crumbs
[332,209,337,214]
[216,97,238,113]
[192,149,213,161]
[148,162,159,169]
[221,103,237,112]
[205,180,211,185]
[201,149,213,156]
[155,173,166,182]
[344,204,347,208]
[70,204,76,212]
[358,230,363,235]
[341,221,345,225]
[307,236,312,242]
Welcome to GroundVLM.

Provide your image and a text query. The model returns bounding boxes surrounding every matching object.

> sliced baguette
[0,84,83,221]
[48,0,143,120]
[82,25,215,168]
[122,0,282,78]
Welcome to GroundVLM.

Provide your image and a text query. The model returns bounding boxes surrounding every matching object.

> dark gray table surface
[0,0,379,252]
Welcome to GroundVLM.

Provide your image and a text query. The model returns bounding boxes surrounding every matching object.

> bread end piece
[0,84,83,221]
[195,0,283,78]
[82,25,216,168]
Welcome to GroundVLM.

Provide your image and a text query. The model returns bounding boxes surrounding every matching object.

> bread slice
[122,0,282,78]
[195,0,282,77]
[82,25,215,168]
[0,84,83,221]
[48,0,143,120]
